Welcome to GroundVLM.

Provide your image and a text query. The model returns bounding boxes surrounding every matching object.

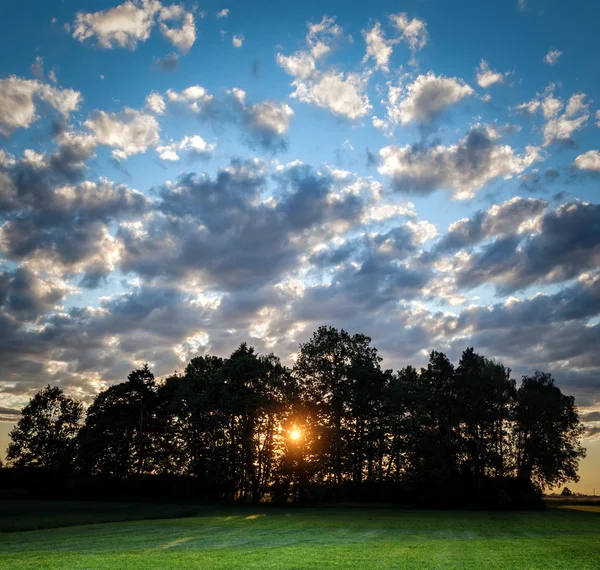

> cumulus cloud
[72,0,162,49]
[291,71,372,120]
[454,202,600,293]
[433,196,548,254]
[166,85,215,114]
[388,13,428,63]
[216,8,229,18]
[145,91,165,114]
[378,128,541,199]
[158,4,196,53]
[514,86,589,146]
[573,150,600,172]
[476,59,507,88]
[383,72,473,127]
[0,77,82,136]
[362,22,393,71]
[232,34,244,48]
[544,49,562,65]
[85,108,160,160]
[117,160,374,292]
[156,134,215,161]
[277,17,369,120]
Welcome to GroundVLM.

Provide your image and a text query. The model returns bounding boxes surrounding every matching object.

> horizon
[1,0,599,494]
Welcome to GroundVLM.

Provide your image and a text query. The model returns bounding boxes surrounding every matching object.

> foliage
[4,327,587,503]
[6,385,83,471]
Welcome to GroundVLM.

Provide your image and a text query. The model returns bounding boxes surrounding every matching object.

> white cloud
[476,59,506,88]
[276,16,341,81]
[276,52,316,80]
[544,49,563,65]
[514,86,589,146]
[276,16,365,120]
[543,93,589,146]
[0,76,82,136]
[216,8,229,18]
[406,220,438,244]
[291,71,372,120]
[362,22,393,71]
[232,34,244,48]
[246,100,294,135]
[384,72,473,126]
[573,150,600,172]
[158,5,196,53]
[228,89,294,146]
[156,134,216,161]
[72,0,161,49]
[145,91,165,115]
[85,108,160,159]
[389,12,428,63]
[166,85,214,113]
[379,129,542,199]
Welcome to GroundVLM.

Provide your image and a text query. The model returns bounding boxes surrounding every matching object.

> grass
[1,501,599,569]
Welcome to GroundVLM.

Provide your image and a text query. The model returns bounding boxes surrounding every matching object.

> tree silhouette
[515,371,586,489]
[7,385,82,472]
[4,327,588,505]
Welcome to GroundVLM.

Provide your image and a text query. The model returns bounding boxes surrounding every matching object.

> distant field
[1,501,599,569]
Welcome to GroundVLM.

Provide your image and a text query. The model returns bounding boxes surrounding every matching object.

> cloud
[0,76,82,136]
[0,140,148,286]
[362,22,393,71]
[378,128,541,199]
[158,4,196,53]
[476,59,507,88]
[118,160,373,292]
[156,135,215,161]
[277,52,317,80]
[166,85,215,114]
[433,196,548,254]
[514,86,589,146]
[0,266,73,322]
[145,91,165,114]
[388,13,428,63]
[454,202,600,293]
[85,108,160,159]
[232,34,244,48]
[384,72,473,127]
[277,16,369,120]
[153,52,179,72]
[72,0,162,49]
[216,8,229,18]
[544,49,563,65]
[573,150,600,172]
[291,71,372,120]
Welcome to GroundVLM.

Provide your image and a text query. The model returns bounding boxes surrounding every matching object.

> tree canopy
[4,327,587,506]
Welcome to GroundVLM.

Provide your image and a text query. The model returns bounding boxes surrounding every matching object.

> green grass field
[1,501,599,569]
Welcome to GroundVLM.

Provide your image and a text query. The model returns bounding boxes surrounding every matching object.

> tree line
[4,326,586,507]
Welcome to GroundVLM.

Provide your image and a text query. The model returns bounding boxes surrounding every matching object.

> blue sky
[0,0,600,490]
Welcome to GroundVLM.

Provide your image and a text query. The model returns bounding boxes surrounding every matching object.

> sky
[0,0,599,492]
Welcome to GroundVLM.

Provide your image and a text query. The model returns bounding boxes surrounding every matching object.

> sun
[289,429,301,441]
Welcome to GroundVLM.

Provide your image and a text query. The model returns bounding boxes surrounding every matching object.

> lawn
[1,501,599,569]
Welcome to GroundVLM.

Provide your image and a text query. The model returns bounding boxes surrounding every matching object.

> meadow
[1,500,600,569]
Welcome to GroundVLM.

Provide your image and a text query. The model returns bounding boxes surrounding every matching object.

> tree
[7,385,83,471]
[455,348,516,482]
[77,365,159,477]
[514,372,586,490]
[294,326,383,487]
